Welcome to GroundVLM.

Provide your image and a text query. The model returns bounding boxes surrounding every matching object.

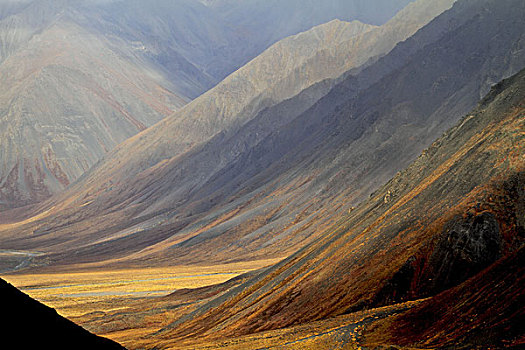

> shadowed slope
[365,245,525,349]
[0,277,126,349]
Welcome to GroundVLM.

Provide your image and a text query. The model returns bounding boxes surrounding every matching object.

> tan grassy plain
[2,259,280,318]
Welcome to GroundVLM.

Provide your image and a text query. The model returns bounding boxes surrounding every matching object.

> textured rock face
[427,212,502,292]
[365,246,525,349]
[372,212,503,306]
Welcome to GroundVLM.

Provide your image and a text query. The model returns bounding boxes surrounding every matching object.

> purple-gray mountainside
[0,0,414,209]
[1,0,523,272]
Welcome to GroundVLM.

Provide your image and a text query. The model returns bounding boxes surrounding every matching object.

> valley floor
[2,258,424,350]
[151,300,428,350]
[1,259,279,319]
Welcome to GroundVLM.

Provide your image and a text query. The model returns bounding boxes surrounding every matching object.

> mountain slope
[0,277,126,349]
[0,10,186,209]
[0,0,458,270]
[146,60,525,350]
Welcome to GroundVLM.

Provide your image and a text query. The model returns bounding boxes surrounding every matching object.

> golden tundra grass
[2,259,280,318]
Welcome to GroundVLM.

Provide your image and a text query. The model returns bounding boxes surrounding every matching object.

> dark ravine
[0,277,126,349]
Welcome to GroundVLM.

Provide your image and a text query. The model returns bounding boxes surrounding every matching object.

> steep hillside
[0,0,457,270]
[0,277,126,349]
[142,60,525,350]
[0,0,68,63]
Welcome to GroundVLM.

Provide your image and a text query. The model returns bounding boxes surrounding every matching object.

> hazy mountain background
[0,0,462,271]
[0,0,415,209]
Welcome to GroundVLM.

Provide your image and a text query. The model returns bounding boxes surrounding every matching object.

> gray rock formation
[0,10,186,208]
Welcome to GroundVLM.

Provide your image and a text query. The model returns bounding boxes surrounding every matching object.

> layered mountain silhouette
[0,277,125,349]
[0,0,413,210]
[0,0,460,270]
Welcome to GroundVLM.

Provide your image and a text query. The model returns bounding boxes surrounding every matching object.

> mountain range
[1,0,523,273]
[0,0,413,209]
[0,0,523,349]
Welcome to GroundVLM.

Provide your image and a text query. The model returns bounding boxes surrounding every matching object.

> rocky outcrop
[372,212,504,307]
[425,212,502,292]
